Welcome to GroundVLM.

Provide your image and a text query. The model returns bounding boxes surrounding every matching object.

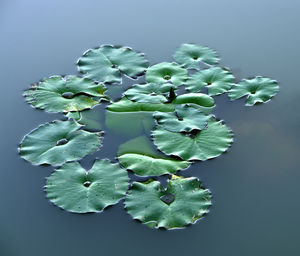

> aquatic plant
[19,43,279,230]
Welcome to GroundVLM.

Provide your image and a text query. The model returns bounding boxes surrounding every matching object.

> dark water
[1,0,300,255]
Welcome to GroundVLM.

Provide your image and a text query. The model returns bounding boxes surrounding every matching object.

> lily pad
[45,160,129,213]
[153,105,209,132]
[185,67,235,96]
[78,45,149,83]
[118,154,190,177]
[19,120,102,166]
[117,135,190,176]
[152,117,233,161]
[124,83,174,103]
[125,175,211,229]
[24,76,108,113]
[173,93,215,114]
[173,44,219,69]
[146,62,188,86]
[228,76,279,106]
[107,97,174,112]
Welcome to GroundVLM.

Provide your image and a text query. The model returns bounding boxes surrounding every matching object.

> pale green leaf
[124,83,173,103]
[24,76,108,113]
[46,160,129,213]
[173,43,219,69]
[19,120,102,166]
[186,67,235,96]
[228,76,279,106]
[78,45,148,83]
[153,105,209,132]
[125,175,211,229]
[152,117,233,161]
[172,93,215,114]
[146,62,188,86]
[107,97,174,112]
[117,135,190,176]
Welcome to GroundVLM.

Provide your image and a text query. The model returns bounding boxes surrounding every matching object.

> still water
[1,0,300,255]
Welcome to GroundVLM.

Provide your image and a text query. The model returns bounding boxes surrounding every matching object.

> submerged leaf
[124,83,173,103]
[228,76,279,106]
[146,62,188,86]
[107,97,174,112]
[153,105,209,132]
[173,44,219,69]
[117,135,190,176]
[125,175,211,229]
[66,107,104,131]
[19,120,102,166]
[46,160,129,213]
[173,93,215,114]
[105,111,155,137]
[78,45,148,83]
[118,135,157,156]
[152,117,233,161]
[24,76,108,113]
[186,67,235,96]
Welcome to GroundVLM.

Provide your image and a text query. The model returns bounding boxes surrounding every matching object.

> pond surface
[1,0,300,255]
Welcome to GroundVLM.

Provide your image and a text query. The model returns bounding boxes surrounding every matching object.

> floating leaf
[118,154,190,177]
[107,97,174,112]
[146,62,188,86]
[228,76,279,106]
[78,45,148,83]
[153,105,209,132]
[125,175,211,229]
[117,135,190,176]
[24,76,108,113]
[185,67,235,96]
[124,83,173,103]
[173,43,219,69]
[46,160,129,213]
[173,93,215,114]
[152,117,233,161]
[19,120,102,166]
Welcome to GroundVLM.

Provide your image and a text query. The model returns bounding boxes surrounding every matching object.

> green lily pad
[146,62,188,86]
[173,93,215,114]
[125,175,211,229]
[185,67,235,96]
[228,76,279,106]
[118,154,190,177]
[117,135,190,176]
[45,160,129,213]
[153,105,209,132]
[107,97,174,112]
[19,120,102,166]
[152,117,233,161]
[78,45,149,83]
[173,44,219,69]
[124,83,174,103]
[24,76,108,113]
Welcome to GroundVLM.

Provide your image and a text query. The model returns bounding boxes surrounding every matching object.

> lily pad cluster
[19,44,279,230]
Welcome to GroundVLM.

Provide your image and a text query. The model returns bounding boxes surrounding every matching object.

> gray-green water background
[1,0,300,255]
